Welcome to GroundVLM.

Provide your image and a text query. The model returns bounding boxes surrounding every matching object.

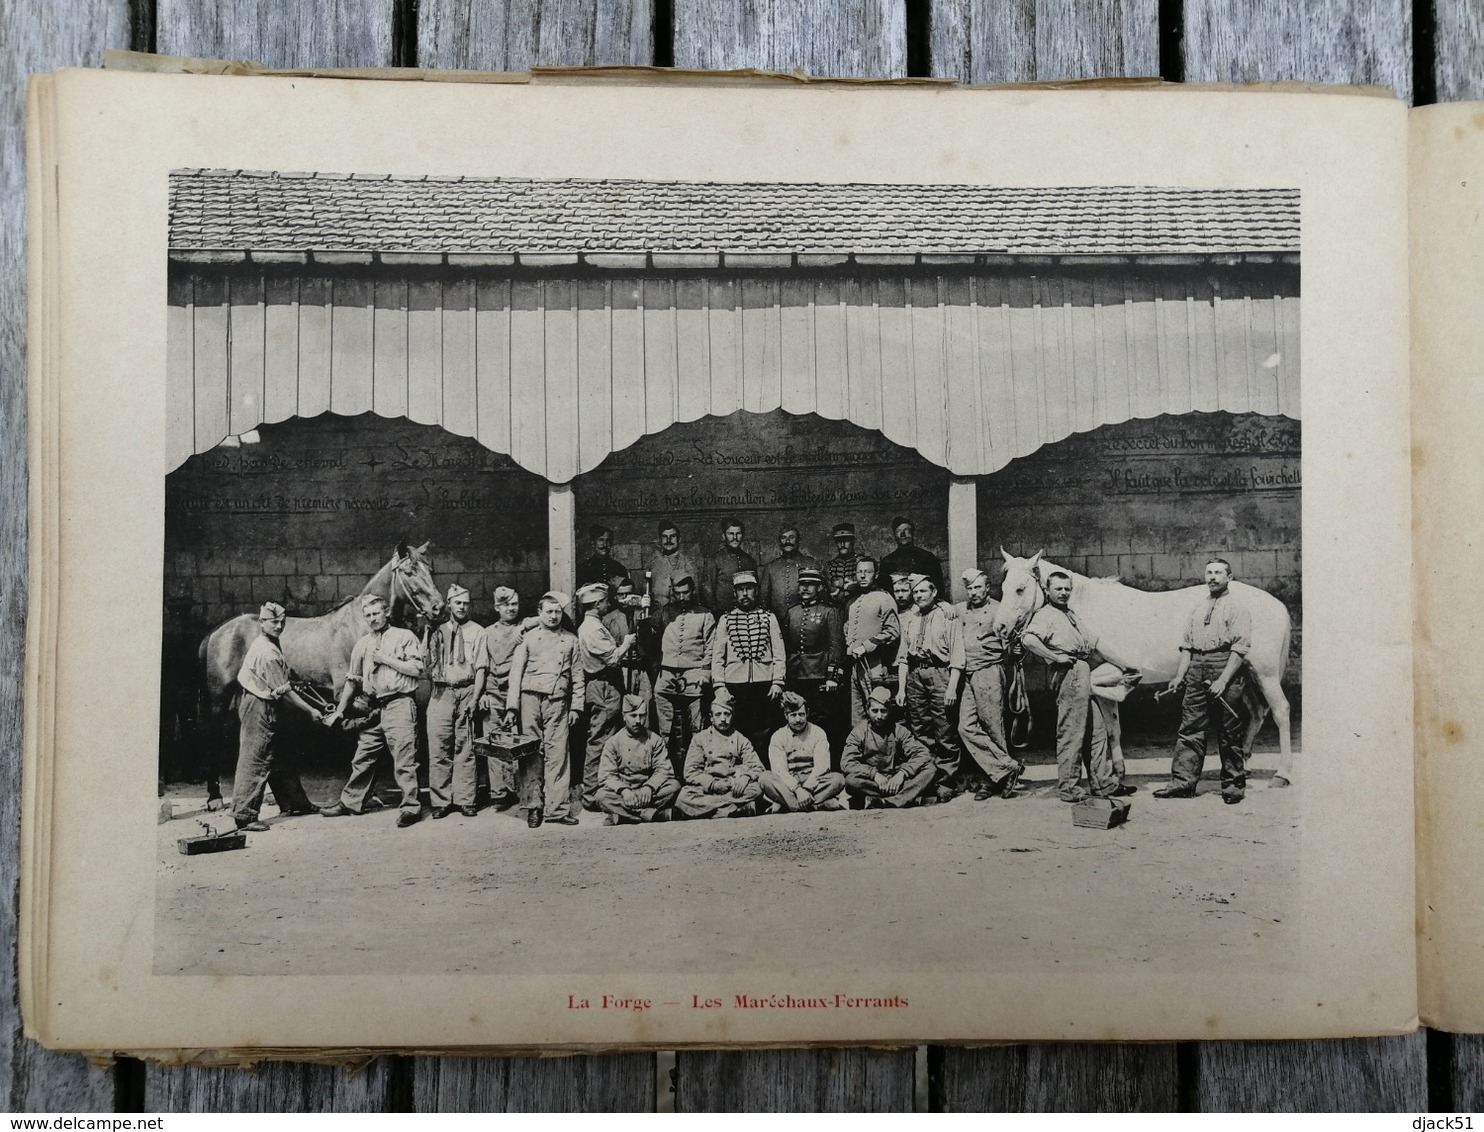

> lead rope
[1007,653,1033,750]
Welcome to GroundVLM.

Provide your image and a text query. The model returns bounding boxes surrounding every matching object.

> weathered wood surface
[930,0,1158,83]
[0,0,1471,1113]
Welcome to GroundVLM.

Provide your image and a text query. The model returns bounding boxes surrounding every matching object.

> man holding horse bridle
[230,602,327,832]
[1156,558,1253,804]
[895,574,967,803]
[1020,571,1120,804]
[956,569,1025,802]
[320,592,428,827]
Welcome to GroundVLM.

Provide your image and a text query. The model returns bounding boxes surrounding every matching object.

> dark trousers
[231,694,314,825]
[790,678,845,763]
[726,681,779,765]
[1172,654,1249,797]
[904,665,964,784]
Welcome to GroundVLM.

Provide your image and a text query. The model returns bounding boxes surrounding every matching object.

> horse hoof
[1268,776,1291,788]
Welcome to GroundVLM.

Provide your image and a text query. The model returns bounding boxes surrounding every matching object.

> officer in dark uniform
[783,565,847,755]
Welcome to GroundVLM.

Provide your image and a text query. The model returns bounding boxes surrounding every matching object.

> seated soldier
[842,686,937,809]
[761,691,846,813]
[676,688,766,818]
[594,694,680,825]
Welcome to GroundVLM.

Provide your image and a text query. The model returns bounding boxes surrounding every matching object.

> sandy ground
[156,740,1298,978]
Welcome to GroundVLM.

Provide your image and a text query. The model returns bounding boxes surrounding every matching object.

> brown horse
[195,541,444,804]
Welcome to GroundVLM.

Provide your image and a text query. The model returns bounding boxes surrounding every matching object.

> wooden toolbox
[473,729,540,764]
[1071,797,1132,830]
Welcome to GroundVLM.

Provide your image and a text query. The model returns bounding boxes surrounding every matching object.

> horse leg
[202,692,232,810]
[1095,699,1125,779]
[1251,672,1294,787]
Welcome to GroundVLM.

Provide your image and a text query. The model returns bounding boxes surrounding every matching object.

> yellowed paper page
[1413,103,1484,1031]
[24,69,1414,1051]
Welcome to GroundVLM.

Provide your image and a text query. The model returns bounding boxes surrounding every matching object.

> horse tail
[1276,613,1293,683]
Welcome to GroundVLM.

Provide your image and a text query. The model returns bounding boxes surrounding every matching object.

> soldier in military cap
[574,581,636,814]
[759,522,820,625]
[595,694,680,824]
[783,565,846,752]
[711,569,786,757]
[842,686,937,809]
[825,521,868,604]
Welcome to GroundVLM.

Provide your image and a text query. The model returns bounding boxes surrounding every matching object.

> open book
[20,64,1471,1055]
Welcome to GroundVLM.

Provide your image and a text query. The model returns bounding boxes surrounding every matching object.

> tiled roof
[168,170,1299,256]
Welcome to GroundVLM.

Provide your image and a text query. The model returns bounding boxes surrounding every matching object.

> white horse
[990,550,1295,785]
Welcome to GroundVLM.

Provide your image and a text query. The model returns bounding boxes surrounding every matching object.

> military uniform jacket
[759,551,821,623]
[648,548,704,612]
[957,600,1008,671]
[878,544,944,593]
[599,730,677,793]
[841,722,933,780]
[784,601,845,682]
[701,545,757,612]
[683,727,766,790]
[576,552,629,588]
[711,607,787,687]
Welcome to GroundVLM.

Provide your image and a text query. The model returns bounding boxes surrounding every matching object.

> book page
[1412,103,1484,1031]
[24,69,1415,1051]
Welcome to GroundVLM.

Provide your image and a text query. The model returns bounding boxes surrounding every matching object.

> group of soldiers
[227,515,1258,833]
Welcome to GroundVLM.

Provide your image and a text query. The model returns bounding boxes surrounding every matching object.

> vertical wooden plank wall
[2,0,1462,1114]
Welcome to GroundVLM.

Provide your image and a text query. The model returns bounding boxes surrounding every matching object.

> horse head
[990,548,1045,638]
[392,540,443,623]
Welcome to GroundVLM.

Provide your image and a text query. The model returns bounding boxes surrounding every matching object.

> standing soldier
[576,524,629,590]
[879,516,945,595]
[889,571,915,616]
[676,689,766,818]
[1020,571,1119,803]
[426,584,489,819]
[895,574,967,802]
[760,691,846,812]
[478,586,524,809]
[1155,558,1253,804]
[783,566,846,751]
[955,569,1024,801]
[701,518,756,613]
[654,575,716,771]
[230,602,326,831]
[574,582,635,815]
[503,592,586,828]
[648,520,703,615]
[711,570,787,757]
[611,576,656,707]
[759,523,820,626]
[595,695,680,825]
[844,557,901,731]
[321,593,427,827]
[825,522,868,604]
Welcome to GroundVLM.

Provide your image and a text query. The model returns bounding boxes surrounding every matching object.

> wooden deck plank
[675,1048,916,1112]
[932,1045,1180,1111]
[155,0,396,68]
[929,0,1158,82]
[412,1054,655,1111]
[1196,1035,1428,1112]
[417,0,653,69]
[674,0,907,76]
[1183,0,1411,102]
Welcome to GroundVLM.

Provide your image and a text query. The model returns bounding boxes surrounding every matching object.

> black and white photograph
[156,169,1303,982]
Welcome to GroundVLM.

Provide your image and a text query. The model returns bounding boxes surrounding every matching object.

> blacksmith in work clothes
[426,584,490,819]
[783,566,846,752]
[760,691,846,812]
[1156,558,1254,804]
[710,570,786,758]
[647,519,704,615]
[844,557,901,731]
[1021,571,1119,803]
[842,685,937,808]
[878,516,944,595]
[701,518,757,614]
[654,575,717,772]
[955,569,1025,801]
[477,586,524,807]
[321,593,427,827]
[759,523,820,626]
[895,574,968,801]
[825,522,869,604]
[503,592,586,828]
[575,582,636,814]
[230,602,325,831]
[676,688,766,818]
[595,694,680,824]
[890,571,915,615]
[575,524,630,590]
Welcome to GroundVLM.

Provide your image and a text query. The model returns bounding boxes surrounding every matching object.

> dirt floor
[156,737,1298,978]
